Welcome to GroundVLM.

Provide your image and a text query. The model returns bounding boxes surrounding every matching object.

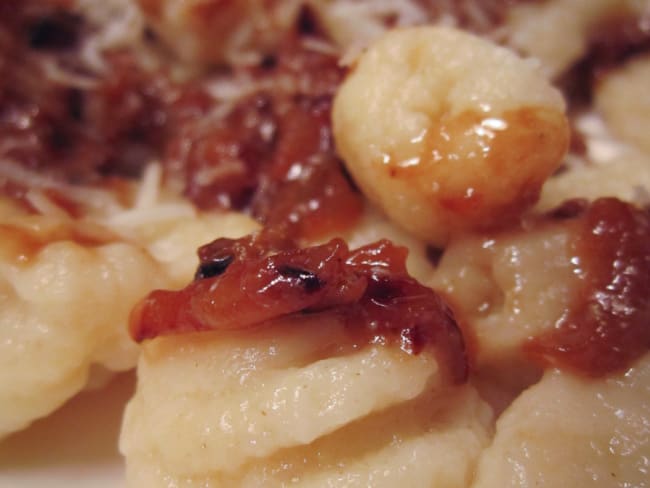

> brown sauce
[164,34,362,239]
[130,235,468,383]
[0,1,104,179]
[0,3,361,240]
[526,198,650,377]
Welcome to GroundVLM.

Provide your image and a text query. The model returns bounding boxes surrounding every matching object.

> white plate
[0,372,134,488]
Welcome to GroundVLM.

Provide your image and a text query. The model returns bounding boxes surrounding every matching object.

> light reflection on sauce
[383,106,568,232]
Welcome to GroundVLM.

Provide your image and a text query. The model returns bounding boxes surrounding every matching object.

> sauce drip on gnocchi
[131,235,468,383]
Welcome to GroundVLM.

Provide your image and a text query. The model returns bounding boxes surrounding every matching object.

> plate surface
[0,373,134,488]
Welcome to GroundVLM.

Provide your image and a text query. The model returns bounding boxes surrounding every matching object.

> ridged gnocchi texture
[472,353,650,488]
[0,189,259,437]
[333,26,568,246]
[430,213,580,390]
[0,211,169,438]
[120,316,493,487]
[596,54,650,155]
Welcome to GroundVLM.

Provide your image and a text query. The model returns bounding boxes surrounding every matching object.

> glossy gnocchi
[472,353,650,488]
[333,26,569,245]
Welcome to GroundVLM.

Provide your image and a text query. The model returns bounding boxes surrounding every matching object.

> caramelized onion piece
[130,237,467,383]
[526,198,650,376]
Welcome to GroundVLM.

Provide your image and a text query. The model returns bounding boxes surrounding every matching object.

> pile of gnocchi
[1,0,649,487]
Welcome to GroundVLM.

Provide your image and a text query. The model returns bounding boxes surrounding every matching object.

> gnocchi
[472,353,650,488]
[121,318,493,487]
[2,1,649,487]
[333,26,569,245]
[0,208,168,437]
[504,0,648,78]
[596,54,650,155]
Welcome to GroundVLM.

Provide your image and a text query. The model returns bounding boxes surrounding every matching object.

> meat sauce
[163,31,363,239]
[526,198,650,377]
[130,236,468,384]
[0,3,362,240]
[0,1,114,179]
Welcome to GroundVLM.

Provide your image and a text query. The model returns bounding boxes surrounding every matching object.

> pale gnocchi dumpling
[0,210,169,438]
[596,54,650,155]
[120,316,494,487]
[538,147,650,211]
[0,187,259,438]
[333,26,568,246]
[472,352,650,488]
[115,209,260,287]
[309,0,427,59]
[504,0,647,78]
[430,211,579,389]
[431,197,650,391]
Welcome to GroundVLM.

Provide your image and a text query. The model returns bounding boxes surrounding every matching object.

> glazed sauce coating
[420,107,568,227]
[526,198,650,376]
[130,236,468,384]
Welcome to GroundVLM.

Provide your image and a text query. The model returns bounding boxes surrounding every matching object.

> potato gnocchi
[333,26,568,245]
[121,318,493,487]
[0,172,258,437]
[0,203,166,437]
[472,352,650,487]
[0,1,649,487]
